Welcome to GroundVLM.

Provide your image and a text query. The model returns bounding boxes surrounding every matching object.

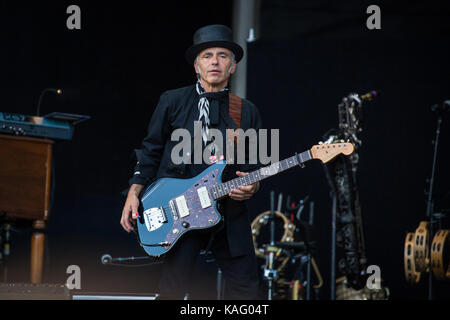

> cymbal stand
[263,191,277,300]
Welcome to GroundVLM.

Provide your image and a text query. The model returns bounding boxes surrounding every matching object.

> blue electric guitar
[136,142,354,257]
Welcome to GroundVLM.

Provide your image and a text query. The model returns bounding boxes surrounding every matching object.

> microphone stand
[425,113,443,300]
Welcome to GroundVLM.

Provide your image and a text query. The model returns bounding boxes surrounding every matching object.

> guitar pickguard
[163,169,222,246]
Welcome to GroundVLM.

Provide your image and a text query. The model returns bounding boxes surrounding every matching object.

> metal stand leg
[426,116,442,300]
[306,201,315,300]
[330,194,337,300]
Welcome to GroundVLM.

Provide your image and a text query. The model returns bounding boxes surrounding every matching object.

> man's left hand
[229,171,260,201]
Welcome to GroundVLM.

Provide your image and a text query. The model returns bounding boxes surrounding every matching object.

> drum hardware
[252,190,322,300]
[252,190,294,300]
[273,241,323,300]
[264,191,277,300]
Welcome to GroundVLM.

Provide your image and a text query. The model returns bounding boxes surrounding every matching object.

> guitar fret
[287,158,293,167]
[210,149,316,200]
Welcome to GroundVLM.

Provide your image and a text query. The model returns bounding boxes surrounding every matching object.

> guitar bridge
[169,200,178,221]
[143,207,167,232]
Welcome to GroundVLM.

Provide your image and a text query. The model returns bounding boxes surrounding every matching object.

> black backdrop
[247,0,450,300]
[1,1,449,299]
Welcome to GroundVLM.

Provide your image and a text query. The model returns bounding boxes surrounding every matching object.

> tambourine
[251,210,295,272]
[431,229,449,280]
[404,232,421,284]
[413,221,430,273]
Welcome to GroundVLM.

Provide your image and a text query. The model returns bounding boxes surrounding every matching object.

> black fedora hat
[185,24,243,65]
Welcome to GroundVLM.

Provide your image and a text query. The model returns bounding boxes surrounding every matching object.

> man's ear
[194,61,200,74]
[229,61,237,74]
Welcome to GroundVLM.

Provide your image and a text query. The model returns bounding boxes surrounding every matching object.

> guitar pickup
[171,195,190,218]
[197,186,212,209]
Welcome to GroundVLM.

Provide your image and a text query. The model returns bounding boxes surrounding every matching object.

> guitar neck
[210,150,312,200]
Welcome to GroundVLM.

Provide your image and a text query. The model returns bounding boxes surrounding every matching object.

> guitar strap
[228,93,242,129]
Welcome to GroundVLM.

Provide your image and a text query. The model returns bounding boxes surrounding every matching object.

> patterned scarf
[195,80,229,155]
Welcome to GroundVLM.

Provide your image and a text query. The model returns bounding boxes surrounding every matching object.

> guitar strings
[142,164,287,219]
[141,157,302,220]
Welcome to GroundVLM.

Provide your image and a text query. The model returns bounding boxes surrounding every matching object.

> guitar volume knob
[182,221,190,228]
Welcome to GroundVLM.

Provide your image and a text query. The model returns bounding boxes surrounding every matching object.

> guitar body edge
[136,162,227,257]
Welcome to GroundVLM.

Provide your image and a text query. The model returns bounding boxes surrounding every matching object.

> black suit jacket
[129,84,263,257]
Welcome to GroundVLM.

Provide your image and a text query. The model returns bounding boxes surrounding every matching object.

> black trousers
[158,227,259,300]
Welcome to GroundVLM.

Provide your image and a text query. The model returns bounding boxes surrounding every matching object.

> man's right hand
[120,184,144,233]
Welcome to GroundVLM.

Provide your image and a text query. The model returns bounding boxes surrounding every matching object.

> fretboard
[209,150,312,200]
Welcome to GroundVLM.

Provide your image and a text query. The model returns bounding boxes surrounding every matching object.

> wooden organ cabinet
[0,134,54,283]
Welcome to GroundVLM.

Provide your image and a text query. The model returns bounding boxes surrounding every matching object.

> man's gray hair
[195,51,236,64]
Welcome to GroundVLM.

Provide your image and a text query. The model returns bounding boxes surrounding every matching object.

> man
[120,24,263,299]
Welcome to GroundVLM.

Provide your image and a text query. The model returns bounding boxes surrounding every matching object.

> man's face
[194,47,236,89]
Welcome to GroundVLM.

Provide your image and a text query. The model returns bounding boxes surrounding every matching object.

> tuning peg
[318,141,324,145]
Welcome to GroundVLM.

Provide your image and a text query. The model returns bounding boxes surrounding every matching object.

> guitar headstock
[310,142,354,163]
